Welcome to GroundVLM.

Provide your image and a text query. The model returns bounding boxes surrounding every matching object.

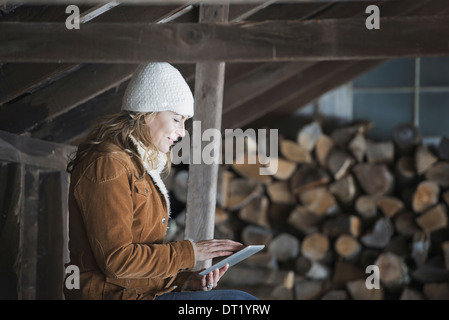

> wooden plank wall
[0,131,75,299]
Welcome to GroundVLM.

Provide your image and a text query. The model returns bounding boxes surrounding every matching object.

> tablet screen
[198,245,265,276]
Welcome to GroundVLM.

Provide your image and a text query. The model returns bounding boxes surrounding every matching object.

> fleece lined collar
[130,135,171,218]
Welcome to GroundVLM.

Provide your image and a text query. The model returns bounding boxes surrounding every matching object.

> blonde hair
[66,111,171,176]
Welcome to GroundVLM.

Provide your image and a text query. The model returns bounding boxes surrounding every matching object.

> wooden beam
[0,63,137,134]
[184,3,228,270]
[2,0,388,4]
[224,0,448,128]
[0,130,76,170]
[17,0,269,140]
[223,61,315,114]
[0,3,195,104]
[2,16,449,63]
[30,82,127,143]
[22,1,448,142]
[0,63,80,105]
[222,61,353,129]
[249,60,383,129]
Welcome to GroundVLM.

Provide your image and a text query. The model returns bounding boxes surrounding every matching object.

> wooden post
[185,3,229,270]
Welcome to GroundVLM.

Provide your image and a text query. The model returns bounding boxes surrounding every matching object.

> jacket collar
[130,135,171,218]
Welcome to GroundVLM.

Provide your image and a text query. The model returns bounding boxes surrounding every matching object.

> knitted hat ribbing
[122,63,194,117]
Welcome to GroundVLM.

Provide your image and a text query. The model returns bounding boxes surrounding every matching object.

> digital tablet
[198,245,265,276]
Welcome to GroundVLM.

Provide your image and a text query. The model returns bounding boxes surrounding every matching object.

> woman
[63,62,257,300]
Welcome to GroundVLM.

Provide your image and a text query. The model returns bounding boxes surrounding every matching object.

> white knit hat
[122,62,194,118]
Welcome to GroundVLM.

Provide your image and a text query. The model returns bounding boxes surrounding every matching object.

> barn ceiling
[1,0,449,146]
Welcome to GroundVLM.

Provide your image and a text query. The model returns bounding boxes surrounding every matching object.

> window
[352,57,449,141]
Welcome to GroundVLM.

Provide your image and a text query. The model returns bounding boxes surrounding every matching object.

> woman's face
[146,111,188,153]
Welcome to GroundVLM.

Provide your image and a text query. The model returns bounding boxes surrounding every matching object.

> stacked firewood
[166,120,449,300]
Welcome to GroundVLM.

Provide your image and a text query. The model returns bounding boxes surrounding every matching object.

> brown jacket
[63,142,195,300]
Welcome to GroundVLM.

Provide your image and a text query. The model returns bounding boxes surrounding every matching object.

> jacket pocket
[103,277,139,300]
[134,180,151,197]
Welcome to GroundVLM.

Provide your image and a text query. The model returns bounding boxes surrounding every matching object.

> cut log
[392,122,422,155]
[334,234,361,260]
[321,290,348,300]
[305,261,331,280]
[395,155,416,187]
[217,168,234,208]
[412,180,440,213]
[297,121,322,151]
[270,283,293,300]
[346,279,384,300]
[284,270,295,289]
[315,134,334,167]
[290,163,330,195]
[330,125,360,148]
[280,139,312,163]
[332,261,365,289]
[386,235,412,259]
[329,174,357,205]
[239,195,270,229]
[301,232,329,262]
[355,195,378,219]
[287,205,322,234]
[423,283,449,300]
[376,196,404,218]
[270,271,295,300]
[272,157,297,181]
[400,287,425,300]
[268,233,300,262]
[361,217,394,249]
[298,186,338,216]
[348,132,366,163]
[366,141,395,164]
[215,206,229,225]
[437,136,449,160]
[322,214,361,238]
[375,252,409,288]
[411,231,430,267]
[241,225,273,246]
[394,211,420,237]
[425,162,449,187]
[294,279,326,300]
[415,145,438,175]
[269,203,293,228]
[214,219,236,240]
[326,148,354,180]
[352,163,394,196]
[295,255,312,276]
[332,259,366,289]
[412,256,449,283]
[349,215,362,238]
[267,181,295,205]
[415,204,448,233]
[225,178,264,210]
[231,155,272,184]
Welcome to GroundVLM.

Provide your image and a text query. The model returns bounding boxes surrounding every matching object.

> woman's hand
[182,239,244,291]
[194,239,245,261]
[183,264,230,291]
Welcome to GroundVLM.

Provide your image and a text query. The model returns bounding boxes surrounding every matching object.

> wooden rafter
[2,16,449,63]
[0,63,138,133]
